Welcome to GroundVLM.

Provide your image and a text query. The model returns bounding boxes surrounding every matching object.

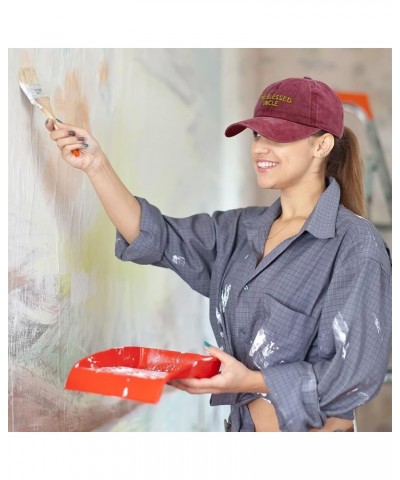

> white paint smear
[357,391,370,401]
[221,284,231,313]
[93,367,168,379]
[373,314,381,334]
[332,312,350,359]
[260,341,278,367]
[172,255,186,266]
[249,329,266,357]
[260,396,271,403]
[347,388,359,395]
[262,341,276,357]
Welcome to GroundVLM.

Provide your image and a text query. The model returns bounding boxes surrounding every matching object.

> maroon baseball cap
[225,77,344,142]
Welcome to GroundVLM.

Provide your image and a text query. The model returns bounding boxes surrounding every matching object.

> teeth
[257,161,277,168]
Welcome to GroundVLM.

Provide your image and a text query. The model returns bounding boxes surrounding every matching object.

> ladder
[336,92,392,231]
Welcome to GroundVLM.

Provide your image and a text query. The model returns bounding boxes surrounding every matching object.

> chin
[257,178,279,190]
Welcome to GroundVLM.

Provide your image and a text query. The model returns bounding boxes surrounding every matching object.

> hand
[45,118,106,173]
[169,344,268,395]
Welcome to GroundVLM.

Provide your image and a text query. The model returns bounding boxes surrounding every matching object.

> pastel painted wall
[8,48,391,431]
[9,48,235,431]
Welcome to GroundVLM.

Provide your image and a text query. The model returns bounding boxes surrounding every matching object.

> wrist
[247,370,268,394]
[84,152,109,178]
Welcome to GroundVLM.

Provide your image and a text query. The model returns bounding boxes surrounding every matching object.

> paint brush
[18,66,80,157]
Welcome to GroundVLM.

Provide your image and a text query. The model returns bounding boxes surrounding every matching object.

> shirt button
[243,285,249,291]
[240,328,247,335]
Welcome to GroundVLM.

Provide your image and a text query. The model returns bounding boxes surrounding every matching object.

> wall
[8,48,391,431]
[9,48,235,431]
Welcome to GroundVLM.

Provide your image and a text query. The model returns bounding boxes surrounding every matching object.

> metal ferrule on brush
[19,82,47,105]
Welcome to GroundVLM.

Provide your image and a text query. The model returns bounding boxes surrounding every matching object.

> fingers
[45,119,90,153]
[62,142,88,157]
[46,118,88,140]
[45,117,75,133]
[54,133,88,155]
[203,343,230,363]
[169,378,220,395]
[45,118,55,132]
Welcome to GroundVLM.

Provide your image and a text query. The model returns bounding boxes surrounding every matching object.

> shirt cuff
[263,361,324,432]
[115,197,167,265]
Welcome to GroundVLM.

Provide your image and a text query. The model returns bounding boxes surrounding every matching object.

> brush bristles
[19,66,39,85]
[19,66,56,119]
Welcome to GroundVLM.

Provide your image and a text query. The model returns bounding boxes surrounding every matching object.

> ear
[314,133,334,158]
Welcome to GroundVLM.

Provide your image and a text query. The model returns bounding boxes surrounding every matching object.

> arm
[46,118,224,297]
[45,119,141,244]
[172,257,391,433]
[263,258,392,431]
[115,198,221,297]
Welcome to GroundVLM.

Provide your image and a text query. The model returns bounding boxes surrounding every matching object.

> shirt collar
[303,177,340,239]
[245,176,341,241]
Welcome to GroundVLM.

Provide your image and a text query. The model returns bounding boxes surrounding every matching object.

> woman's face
[251,131,322,191]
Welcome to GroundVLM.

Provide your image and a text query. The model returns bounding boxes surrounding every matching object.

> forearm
[86,154,141,244]
[246,370,269,394]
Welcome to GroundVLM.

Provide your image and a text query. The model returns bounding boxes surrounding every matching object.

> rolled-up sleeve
[263,258,392,432]
[115,197,220,297]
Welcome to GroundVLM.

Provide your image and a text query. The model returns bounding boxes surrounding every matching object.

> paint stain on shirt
[332,312,350,359]
[249,329,267,357]
[221,284,231,313]
[172,255,186,266]
[373,314,381,334]
[262,341,277,358]
[260,341,278,369]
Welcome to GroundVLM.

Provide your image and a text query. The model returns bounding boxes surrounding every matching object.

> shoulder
[336,205,391,274]
[212,205,267,224]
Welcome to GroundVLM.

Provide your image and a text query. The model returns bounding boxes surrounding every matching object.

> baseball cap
[225,77,344,142]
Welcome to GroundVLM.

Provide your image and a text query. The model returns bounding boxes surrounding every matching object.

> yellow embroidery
[260,93,292,107]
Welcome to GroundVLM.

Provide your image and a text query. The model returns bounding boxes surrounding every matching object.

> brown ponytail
[316,127,366,217]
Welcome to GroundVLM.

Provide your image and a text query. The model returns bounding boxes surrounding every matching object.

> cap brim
[225,117,321,142]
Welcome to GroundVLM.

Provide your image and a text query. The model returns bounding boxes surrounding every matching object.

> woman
[45,76,391,432]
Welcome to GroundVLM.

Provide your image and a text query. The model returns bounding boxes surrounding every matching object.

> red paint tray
[65,346,221,404]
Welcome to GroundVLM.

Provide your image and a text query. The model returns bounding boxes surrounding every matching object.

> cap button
[304,76,312,80]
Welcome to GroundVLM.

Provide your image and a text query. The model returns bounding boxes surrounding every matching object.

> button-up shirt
[115,177,392,431]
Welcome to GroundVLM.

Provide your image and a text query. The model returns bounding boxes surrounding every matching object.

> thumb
[203,341,230,362]
[54,118,77,130]
[45,117,56,132]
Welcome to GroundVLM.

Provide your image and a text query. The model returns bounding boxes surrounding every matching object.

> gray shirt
[115,177,392,431]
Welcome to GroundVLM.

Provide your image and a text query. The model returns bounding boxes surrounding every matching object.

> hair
[314,127,366,217]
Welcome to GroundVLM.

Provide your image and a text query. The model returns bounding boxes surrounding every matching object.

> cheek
[286,150,313,171]
[250,143,257,159]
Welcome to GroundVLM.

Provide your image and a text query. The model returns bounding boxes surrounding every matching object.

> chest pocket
[246,295,319,370]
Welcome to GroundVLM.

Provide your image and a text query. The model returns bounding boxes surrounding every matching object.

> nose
[253,135,272,154]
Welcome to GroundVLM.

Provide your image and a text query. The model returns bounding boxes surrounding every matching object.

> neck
[279,177,325,221]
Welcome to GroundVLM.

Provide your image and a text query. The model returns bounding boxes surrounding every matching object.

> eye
[252,130,261,138]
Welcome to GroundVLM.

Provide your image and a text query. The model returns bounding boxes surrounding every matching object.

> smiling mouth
[257,161,278,169]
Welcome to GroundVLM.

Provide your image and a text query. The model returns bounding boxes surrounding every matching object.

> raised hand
[45,118,106,173]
